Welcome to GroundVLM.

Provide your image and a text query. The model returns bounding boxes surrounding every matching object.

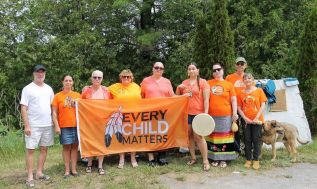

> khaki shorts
[25,126,54,149]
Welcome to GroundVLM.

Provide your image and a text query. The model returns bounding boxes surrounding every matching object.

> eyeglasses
[236,62,245,66]
[121,76,132,79]
[93,76,102,80]
[213,68,222,73]
[154,66,164,71]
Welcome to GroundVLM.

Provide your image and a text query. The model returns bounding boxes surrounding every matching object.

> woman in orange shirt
[108,69,141,169]
[237,73,267,170]
[140,62,174,166]
[81,70,111,175]
[176,63,210,171]
[207,63,239,168]
[52,75,81,178]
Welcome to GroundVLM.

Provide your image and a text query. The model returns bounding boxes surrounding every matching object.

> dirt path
[159,163,317,189]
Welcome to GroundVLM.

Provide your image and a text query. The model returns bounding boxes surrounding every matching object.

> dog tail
[296,129,309,144]
[297,137,309,145]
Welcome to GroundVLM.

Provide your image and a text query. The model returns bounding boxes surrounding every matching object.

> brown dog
[260,120,309,162]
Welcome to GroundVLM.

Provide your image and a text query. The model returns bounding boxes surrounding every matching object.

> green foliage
[210,0,235,74]
[0,0,315,132]
[297,5,317,132]
[193,13,211,79]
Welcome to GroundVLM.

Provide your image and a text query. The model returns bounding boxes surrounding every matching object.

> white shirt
[20,82,54,127]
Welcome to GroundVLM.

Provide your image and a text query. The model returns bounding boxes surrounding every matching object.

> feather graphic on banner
[105,106,124,147]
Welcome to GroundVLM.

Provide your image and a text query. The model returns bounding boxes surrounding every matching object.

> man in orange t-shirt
[225,57,248,153]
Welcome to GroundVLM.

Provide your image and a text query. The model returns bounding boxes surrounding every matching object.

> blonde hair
[119,69,134,81]
[243,73,254,80]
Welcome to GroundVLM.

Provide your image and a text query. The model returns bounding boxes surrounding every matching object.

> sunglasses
[213,68,222,73]
[93,76,102,80]
[154,66,164,71]
[121,76,132,79]
[236,62,245,66]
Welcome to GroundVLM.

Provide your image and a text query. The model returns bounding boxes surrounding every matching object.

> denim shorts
[60,127,78,145]
[188,114,197,125]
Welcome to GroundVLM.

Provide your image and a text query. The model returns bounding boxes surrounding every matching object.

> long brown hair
[188,62,200,91]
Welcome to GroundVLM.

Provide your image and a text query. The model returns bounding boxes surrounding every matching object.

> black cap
[33,65,46,72]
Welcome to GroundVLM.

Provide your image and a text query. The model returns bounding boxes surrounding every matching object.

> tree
[209,0,235,74]
[297,5,317,132]
[193,13,211,79]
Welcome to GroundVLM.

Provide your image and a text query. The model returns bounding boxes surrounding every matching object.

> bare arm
[203,88,210,113]
[231,96,238,121]
[21,105,31,136]
[253,102,266,123]
[52,106,61,135]
[238,106,252,124]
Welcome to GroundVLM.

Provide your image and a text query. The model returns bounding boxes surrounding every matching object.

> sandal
[211,161,219,167]
[26,180,35,187]
[63,174,71,179]
[86,166,92,173]
[98,168,105,175]
[131,161,138,168]
[187,159,197,166]
[71,172,80,177]
[203,162,210,171]
[219,161,227,168]
[36,174,50,180]
[117,162,124,169]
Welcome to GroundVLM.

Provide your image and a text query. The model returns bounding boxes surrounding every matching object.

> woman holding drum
[176,63,210,171]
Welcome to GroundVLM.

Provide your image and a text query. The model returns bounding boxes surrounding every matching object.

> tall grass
[0,130,25,160]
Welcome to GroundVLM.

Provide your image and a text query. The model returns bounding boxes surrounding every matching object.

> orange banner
[77,96,189,158]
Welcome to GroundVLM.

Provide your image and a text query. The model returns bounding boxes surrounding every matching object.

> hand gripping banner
[76,96,189,158]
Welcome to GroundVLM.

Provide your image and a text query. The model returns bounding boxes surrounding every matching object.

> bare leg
[131,152,137,163]
[26,149,35,181]
[87,158,93,167]
[148,153,154,161]
[70,144,78,174]
[119,153,125,164]
[63,144,71,175]
[98,155,104,169]
[36,146,48,177]
[193,133,208,164]
[188,125,196,161]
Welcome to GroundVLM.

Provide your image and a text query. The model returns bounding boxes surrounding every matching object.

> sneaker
[148,160,156,167]
[157,158,168,166]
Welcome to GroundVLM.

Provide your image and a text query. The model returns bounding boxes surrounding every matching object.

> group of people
[21,58,267,187]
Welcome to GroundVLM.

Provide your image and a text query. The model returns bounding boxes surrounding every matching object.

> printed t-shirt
[108,82,141,99]
[237,88,267,122]
[178,78,209,115]
[20,82,54,127]
[52,91,81,128]
[140,76,174,98]
[81,86,111,100]
[208,79,236,116]
[225,73,246,95]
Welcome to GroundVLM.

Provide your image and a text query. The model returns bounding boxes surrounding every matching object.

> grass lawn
[0,134,316,189]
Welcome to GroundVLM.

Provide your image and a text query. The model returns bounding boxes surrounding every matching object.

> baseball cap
[33,65,46,72]
[235,57,247,64]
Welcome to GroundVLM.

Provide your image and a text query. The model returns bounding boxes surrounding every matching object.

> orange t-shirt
[208,79,236,116]
[178,78,209,115]
[225,73,246,95]
[140,76,174,98]
[52,91,81,128]
[237,88,267,122]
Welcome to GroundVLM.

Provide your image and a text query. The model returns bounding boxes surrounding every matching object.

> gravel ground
[160,163,317,189]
